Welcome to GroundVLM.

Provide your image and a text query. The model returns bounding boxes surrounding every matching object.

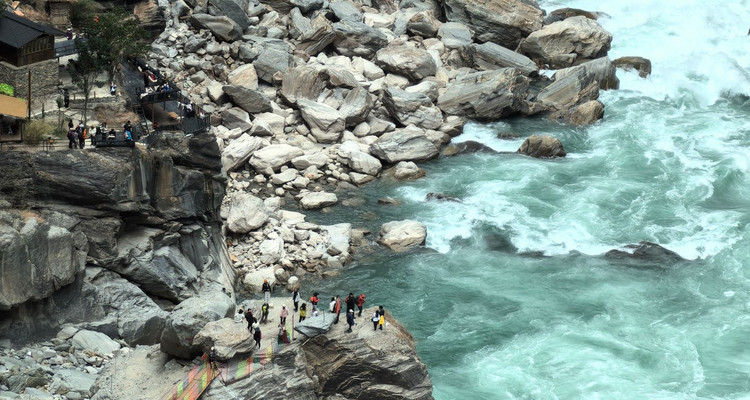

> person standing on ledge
[345,293,356,317]
[261,303,269,324]
[356,294,366,317]
[346,309,355,333]
[372,309,380,331]
[280,305,288,326]
[310,292,319,313]
[299,303,307,323]
[378,305,386,331]
[334,295,342,324]
[262,279,272,305]
[253,324,262,348]
[292,288,301,312]
[244,308,255,331]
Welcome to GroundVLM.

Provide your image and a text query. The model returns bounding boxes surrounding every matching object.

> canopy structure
[0,94,27,119]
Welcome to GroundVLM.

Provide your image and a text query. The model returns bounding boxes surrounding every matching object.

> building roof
[0,94,27,119]
[0,11,65,49]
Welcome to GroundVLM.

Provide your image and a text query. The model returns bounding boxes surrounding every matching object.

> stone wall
[0,59,59,101]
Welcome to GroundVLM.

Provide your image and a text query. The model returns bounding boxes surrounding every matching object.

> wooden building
[0,11,64,99]
[0,11,62,67]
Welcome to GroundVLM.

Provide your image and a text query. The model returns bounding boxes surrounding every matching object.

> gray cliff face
[0,132,234,347]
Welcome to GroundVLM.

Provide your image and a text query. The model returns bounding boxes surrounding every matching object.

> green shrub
[23,119,54,144]
[0,83,13,97]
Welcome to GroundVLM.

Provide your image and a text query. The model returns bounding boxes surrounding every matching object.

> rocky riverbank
[0,0,653,397]
[140,0,648,296]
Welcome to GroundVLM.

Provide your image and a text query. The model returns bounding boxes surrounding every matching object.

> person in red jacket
[310,292,319,313]
[356,294,366,317]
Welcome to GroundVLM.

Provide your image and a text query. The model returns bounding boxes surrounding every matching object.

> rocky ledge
[83,307,430,400]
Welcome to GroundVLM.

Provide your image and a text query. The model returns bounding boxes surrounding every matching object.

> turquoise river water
[303,0,750,398]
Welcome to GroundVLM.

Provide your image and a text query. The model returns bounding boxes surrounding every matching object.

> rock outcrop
[204,307,432,399]
[0,133,234,350]
[441,0,544,49]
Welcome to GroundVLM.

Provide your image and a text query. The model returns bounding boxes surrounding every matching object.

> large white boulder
[300,192,338,209]
[160,294,235,358]
[225,192,269,233]
[221,134,268,172]
[192,318,254,360]
[337,140,382,176]
[298,99,345,143]
[370,126,439,163]
[71,330,121,356]
[249,144,305,172]
[259,237,284,265]
[377,220,427,252]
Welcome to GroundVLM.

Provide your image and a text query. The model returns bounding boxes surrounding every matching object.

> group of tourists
[66,120,91,149]
[66,119,132,149]
[327,292,368,333]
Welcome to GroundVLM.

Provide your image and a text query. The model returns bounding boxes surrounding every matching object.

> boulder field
[0,0,655,397]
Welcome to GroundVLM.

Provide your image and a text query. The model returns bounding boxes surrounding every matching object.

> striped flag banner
[162,361,218,400]
[162,335,293,399]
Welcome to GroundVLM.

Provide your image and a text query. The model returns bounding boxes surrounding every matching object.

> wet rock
[519,16,612,68]
[393,161,425,180]
[441,140,498,156]
[544,7,600,25]
[551,99,604,125]
[426,192,461,202]
[370,125,439,163]
[517,135,566,158]
[605,241,685,262]
[536,57,618,112]
[613,56,652,78]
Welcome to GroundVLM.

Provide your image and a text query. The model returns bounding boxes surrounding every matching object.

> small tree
[84,7,149,81]
[68,37,103,126]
